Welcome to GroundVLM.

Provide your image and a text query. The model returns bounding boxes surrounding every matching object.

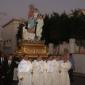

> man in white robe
[38,57,45,85]
[52,56,60,85]
[59,55,71,85]
[32,57,44,85]
[43,59,48,85]
[46,56,54,85]
[17,55,33,85]
[32,59,39,85]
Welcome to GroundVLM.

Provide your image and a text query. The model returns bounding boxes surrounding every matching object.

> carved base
[16,40,48,57]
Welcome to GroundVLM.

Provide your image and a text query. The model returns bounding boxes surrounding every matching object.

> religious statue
[36,14,44,40]
[22,5,44,41]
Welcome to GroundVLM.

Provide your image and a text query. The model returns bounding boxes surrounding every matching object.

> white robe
[32,60,44,85]
[47,60,54,85]
[59,60,71,85]
[42,61,48,85]
[38,60,44,85]
[23,26,35,41]
[32,60,39,85]
[52,60,60,85]
[28,32,35,40]
[23,26,29,40]
[17,59,33,85]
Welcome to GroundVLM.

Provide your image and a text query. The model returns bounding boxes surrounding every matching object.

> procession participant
[46,55,54,85]
[37,57,44,85]
[32,57,39,85]
[42,57,48,85]
[68,53,75,82]
[0,54,8,85]
[59,53,71,85]
[32,57,44,85]
[17,54,33,85]
[52,55,60,85]
[6,54,16,85]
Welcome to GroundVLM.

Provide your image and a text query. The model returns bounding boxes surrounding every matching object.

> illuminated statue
[36,14,44,40]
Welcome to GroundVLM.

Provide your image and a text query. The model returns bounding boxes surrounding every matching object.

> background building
[1,18,23,54]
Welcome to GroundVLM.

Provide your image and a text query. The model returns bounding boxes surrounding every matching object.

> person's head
[34,8,39,13]
[48,54,53,60]
[8,54,13,60]
[37,56,42,61]
[37,14,43,19]
[28,4,35,18]
[43,57,47,61]
[63,49,69,57]
[29,4,34,11]
[63,49,69,55]
[28,57,32,61]
[62,54,69,62]
[23,54,28,60]
[56,55,61,60]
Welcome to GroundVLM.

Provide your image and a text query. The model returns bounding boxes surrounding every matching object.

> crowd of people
[0,49,75,85]
[0,53,20,85]
[17,50,73,85]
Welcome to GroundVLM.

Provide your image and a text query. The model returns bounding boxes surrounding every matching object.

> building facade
[1,19,23,54]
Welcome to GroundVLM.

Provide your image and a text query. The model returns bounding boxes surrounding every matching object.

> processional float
[16,5,48,57]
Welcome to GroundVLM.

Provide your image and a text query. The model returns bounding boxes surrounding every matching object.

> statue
[36,14,44,40]
[22,5,44,41]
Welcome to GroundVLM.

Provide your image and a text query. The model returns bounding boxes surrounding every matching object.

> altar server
[46,56,53,85]
[52,56,60,85]
[59,55,71,85]
[17,55,33,85]
[32,59,39,85]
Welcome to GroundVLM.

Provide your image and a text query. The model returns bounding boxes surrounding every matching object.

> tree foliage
[42,9,85,44]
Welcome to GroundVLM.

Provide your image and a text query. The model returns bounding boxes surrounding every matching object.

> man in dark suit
[0,54,8,85]
[6,54,16,85]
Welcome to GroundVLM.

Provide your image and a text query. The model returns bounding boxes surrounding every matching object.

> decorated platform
[16,40,48,57]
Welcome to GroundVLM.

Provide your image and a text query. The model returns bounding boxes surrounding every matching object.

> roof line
[2,18,24,28]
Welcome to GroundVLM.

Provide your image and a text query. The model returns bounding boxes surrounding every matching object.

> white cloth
[36,19,44,39]
[43,61,48,85]
[59,60,71,85]
[28,32,35,40]
[23,26,29,40]
[13,67,18,80]
[18,59,32,73]
[46,60,54,85]
[32,60,40,85]
[17,59,32,85]
[23,26,35,40]
[47,60,54,72]
[32,60,45,85]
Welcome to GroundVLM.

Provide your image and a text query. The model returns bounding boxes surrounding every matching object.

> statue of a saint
[36,14,44,40]
[22,5,44,41]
